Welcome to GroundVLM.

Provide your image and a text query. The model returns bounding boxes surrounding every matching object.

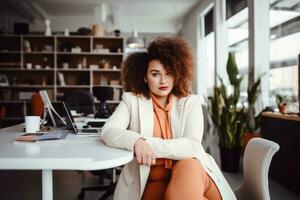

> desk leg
[42,170,53,200]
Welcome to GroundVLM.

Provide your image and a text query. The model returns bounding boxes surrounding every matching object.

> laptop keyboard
[81,129,98,133]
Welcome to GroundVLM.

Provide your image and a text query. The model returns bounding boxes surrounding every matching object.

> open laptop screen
[62,102,78,133]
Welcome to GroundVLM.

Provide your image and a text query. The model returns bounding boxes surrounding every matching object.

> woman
[102,37,236,200]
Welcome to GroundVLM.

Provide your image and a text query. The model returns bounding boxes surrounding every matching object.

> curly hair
[148,37,195,97]
[121,37,195,98]
[121,52,150,97]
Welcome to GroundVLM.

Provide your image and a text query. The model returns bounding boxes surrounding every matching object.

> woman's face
[145,60,174,98]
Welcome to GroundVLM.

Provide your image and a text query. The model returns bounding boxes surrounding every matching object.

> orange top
[151,92,173,169]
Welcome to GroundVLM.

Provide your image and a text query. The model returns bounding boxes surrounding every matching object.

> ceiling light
[126,29,144,48]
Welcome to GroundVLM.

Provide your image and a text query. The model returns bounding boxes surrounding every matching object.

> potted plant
[275,94,287,114]
[209,53,244,173]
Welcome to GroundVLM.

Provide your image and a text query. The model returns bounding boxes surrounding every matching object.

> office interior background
[0,0,299,200]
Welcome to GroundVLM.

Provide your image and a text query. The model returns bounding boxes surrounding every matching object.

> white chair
[234,138,280,200]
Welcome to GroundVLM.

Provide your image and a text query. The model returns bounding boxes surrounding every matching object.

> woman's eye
[152,73,159,77]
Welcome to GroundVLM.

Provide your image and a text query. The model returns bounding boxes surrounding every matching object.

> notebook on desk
[62,102,102,136]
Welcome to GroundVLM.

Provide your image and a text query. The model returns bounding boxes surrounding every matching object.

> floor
[0,167,299,200]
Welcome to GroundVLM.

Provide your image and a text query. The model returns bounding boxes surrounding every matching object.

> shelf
[0,68,54,71]
[106,85,122,88]
[57,85,90,88]
[96,100,121,104]
[56,68,121,72]
[0,35,124,128]
[57,52,123,55]
[0,63,21,66]
[0,100,30,104]
[24,52,54,55]
[0,85,54,89]
[57,68,90,71]
[0,51,21,54]
[93,68,121,72]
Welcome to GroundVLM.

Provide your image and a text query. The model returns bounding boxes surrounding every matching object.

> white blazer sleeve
[144,96,204,160]
[102,93,142,151]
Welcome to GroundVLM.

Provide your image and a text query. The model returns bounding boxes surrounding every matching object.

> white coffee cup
[25,116,41,133]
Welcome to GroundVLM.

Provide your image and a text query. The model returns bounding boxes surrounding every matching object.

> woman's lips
[159,86,168,90]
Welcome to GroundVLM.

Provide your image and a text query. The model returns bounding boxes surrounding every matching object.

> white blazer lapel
[170,96,183,139]
[138,96,154,138]
[137,96,153,196]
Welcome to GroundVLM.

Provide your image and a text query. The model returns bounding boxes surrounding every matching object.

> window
[269,0,300,106]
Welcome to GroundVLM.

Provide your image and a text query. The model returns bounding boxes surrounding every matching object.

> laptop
[62,102,102,136]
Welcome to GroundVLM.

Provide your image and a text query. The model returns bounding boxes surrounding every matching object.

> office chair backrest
[64,90,95,115]
[31,93,44,117]
[92,86,114,102]
[234,138,280,200]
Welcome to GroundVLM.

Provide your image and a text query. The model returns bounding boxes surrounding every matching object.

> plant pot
[220,147,241,173]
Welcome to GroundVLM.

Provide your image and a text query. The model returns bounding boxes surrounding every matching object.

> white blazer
[102,92,236,200]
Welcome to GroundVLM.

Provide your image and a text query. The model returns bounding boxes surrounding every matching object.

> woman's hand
[134,138,156,166]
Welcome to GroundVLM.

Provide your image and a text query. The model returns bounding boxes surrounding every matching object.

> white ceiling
[3,0,200,33]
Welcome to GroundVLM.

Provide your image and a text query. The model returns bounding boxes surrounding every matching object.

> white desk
[0,124,133,200]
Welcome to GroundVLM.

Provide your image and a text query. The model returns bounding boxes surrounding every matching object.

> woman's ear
[144,77,147,83]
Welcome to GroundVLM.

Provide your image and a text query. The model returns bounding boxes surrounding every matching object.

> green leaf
[227,53,240,86]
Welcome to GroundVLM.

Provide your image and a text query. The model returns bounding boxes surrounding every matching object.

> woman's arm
[102,93,142,151]
[144,96,204,160]
[102,93,156,166]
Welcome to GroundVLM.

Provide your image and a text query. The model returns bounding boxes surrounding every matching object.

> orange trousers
[142,158,222,200]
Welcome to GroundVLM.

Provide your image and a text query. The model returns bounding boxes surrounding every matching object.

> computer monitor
[39,90,66,128]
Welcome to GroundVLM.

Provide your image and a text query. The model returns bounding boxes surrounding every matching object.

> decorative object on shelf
[0,74,9,86]
[19,92,35,100]
[93,44,109,53]
[82,57,87,68]
[44,19,52,36]
[43,57,50,68]
[57,72,66,86]
[126,29,144,48]
[100,75,108,85]
[77,63,82,69]
[43,45,53,52]
[99,59,110,69]
[71,46,82,53]
[24,40,31,52]
[26,63,33,69]
[89,64,99,70]
[114,29,121,37]
[64,29,70,36]
[62,62,69,69]
[34,65,41,69]
[92,24,103,36]
[76,27,91,35]
[110,80,119,85]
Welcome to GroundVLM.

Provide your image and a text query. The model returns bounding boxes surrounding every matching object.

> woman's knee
[174,158,201,171]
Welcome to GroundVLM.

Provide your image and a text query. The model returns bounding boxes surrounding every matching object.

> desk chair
[31,93,44,117]
[78,87,118,200]
[234,138,280,200]
[92,86,114,118]
[64,90,95,115]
